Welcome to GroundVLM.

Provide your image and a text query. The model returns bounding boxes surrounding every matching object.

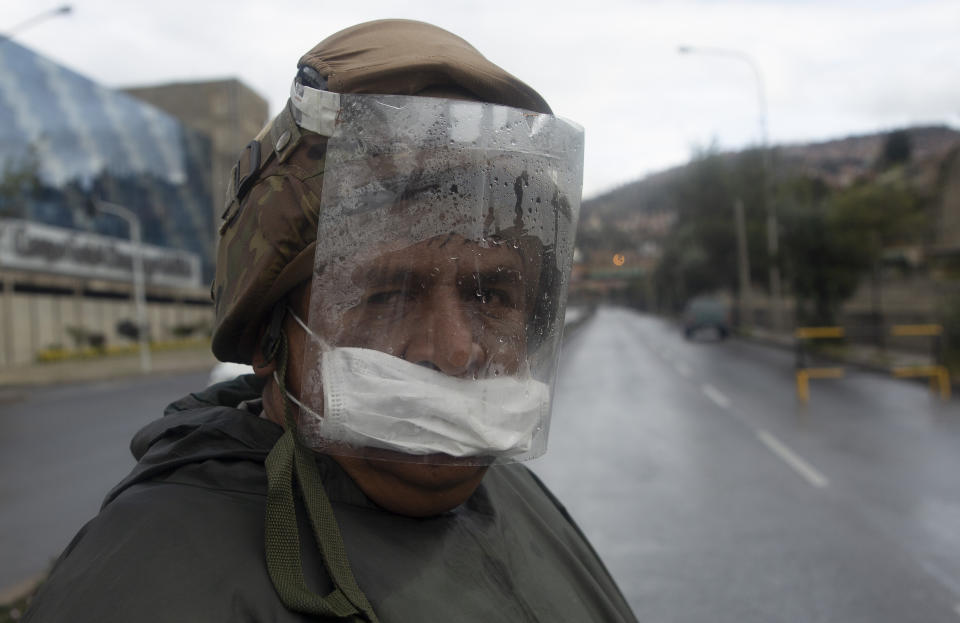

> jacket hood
[103,375,279,507]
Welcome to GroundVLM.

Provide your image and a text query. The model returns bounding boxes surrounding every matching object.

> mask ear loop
[286,306,334,351]
[262,309,379,622]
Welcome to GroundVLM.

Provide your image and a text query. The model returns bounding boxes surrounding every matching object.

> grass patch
[0,577,43,623]
[1,594,31,622]
[35,338,211,363]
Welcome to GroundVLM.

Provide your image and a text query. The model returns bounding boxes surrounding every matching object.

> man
[25,20,637,622]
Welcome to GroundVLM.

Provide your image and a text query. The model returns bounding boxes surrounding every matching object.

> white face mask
[283,311,550,460]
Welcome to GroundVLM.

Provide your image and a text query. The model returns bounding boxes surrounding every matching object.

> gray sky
[2,0,958,199]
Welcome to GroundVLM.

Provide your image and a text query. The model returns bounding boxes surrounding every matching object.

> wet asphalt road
[3,306,960,622]
[0,370,207,593]
[531,307,960,622]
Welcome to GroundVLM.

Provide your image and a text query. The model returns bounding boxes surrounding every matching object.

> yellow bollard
[893,365,951,401]
[937,366,951,401]
[889,324,943,337]
[794,326,845,339]
[796,370,810,404]
[794,326,845,404]
[794,367,843,403]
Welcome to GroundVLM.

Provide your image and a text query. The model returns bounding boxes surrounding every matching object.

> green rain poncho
[24,376,637,622]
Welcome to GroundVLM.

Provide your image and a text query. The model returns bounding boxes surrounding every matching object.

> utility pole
[1,5,72,41]
[678,44,783,331]
[88,198,152,373]
[734,199,752,329]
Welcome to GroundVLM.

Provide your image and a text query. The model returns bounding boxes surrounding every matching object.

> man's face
[314,234,536,379]
[272,233,541,516]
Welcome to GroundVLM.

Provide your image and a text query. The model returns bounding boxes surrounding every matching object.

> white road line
[701,383,731,410]
[756,429,829,488]
[954,603,960,618]
[673,362,692,378]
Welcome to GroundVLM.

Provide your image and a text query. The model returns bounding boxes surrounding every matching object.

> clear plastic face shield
[288,81,584,465]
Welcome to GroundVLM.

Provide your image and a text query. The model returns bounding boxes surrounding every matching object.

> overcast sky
[2,0,957,199]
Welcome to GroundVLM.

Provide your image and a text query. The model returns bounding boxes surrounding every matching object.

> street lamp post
[2,5,72,40]
[678,44,784,331]
[89,199,152,374]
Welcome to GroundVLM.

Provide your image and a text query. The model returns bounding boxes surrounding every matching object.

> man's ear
[251,339,277,378]
[252,304,287,378]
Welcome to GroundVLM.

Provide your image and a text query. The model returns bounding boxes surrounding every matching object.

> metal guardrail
[889,324,943,337]
[794,327,846,403]
[794,326,845,340]
[794,324,950,403]
[887,324,950,400]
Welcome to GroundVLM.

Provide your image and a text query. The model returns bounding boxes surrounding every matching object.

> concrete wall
[0,271,212,368]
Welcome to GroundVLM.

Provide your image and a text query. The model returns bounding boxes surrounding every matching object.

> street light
[86,198,152,374]
[2,5,72,40]
[678,44,783,331]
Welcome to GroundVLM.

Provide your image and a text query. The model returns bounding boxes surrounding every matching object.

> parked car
[207,361,255,386]
[682,296,731,340]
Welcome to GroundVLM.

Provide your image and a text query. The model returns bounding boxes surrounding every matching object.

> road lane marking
[673,362,692,378]
[954,603,960,618]
[702,383,731,409]
[756,429,829,488]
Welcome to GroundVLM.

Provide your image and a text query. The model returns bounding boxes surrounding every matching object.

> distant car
[682,296,731,340]
[207,361,255,386]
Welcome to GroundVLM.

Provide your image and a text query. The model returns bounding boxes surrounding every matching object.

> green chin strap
[263,327,380,622]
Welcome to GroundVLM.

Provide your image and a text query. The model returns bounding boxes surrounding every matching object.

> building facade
[0,39,216,367]
[123,79,269,242]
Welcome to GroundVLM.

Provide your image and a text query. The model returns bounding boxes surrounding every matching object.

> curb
[0,571,45,612]
[0,347,217,389]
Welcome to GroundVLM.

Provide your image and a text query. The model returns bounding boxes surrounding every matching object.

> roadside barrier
[888,324,950,400]
[794,326,846,403]
[794,324,951,402]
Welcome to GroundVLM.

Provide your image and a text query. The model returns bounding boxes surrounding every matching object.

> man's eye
[472,288,512,307]
[366,290,409,306]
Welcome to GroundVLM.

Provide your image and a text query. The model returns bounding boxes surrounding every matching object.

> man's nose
[405,289,484,377]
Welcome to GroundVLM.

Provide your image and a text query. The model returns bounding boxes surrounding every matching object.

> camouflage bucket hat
[210,19,553,363]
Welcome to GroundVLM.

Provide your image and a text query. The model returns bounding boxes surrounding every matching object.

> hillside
[582,125,960,225]
[572,124,960,317]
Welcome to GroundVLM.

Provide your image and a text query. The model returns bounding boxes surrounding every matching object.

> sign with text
[0,219,201,289]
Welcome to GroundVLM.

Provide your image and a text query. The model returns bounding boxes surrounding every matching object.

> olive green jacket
[24,376,637,622]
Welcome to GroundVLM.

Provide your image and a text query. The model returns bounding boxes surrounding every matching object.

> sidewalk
[0,344,218,390]
[741,325,953,390]
[0,304,601,392]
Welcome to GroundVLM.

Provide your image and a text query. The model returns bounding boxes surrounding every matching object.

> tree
[0,151,43,218]
[781,176,925,325]
[652,146,770,311]
[878,130,912,169]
